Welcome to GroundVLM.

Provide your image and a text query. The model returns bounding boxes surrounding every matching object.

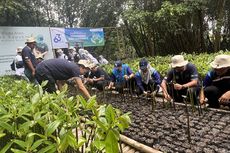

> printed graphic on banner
[50,28,68,49]
[50,28,105,48]
[0,26,53,75]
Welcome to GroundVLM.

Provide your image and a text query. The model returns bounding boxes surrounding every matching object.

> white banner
[50,28,68,49]
[0,27,54,75]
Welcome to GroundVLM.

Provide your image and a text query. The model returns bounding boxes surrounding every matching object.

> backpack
[10,60,15,71]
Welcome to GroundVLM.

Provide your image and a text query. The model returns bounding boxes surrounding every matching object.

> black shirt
[164,63,198,84]
[36,58,80,80]
[22,46,37,69]
[89,67,110,80]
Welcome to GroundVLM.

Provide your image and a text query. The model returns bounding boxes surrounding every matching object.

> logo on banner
[54,34,62,43]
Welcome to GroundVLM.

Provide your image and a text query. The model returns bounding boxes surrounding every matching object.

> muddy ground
[97,92,230,153]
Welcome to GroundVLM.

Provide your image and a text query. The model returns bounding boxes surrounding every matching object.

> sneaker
[91,87,97,91]
[112,91,119,94]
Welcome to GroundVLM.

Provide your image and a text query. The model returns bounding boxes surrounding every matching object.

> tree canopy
[0,0,230,59]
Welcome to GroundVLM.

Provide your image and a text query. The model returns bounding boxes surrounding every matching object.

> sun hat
[36,54,44,60]
[16,47,23,53]
[114,60,122,67]
[89,62,97,69]
[56,49,63,53]
[170,55,188,68]
[78,60,92,69]
[139,58,148,70]
[69,46,76,52]
[25,36,36,44]
[210,54,230,69]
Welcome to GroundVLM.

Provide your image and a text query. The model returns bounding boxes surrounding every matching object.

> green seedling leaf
[10,148,26,153]
[77,137,87,148]
[37,144,56,153]
[13,139,26,149]
[105,105,116,124]
[0,141,13,153]
[0,121,14,132]
[105,130,119,153]
[30,139,45,150]
[46,120,61,136]
[31,93,40,104]
[93,140,105,150]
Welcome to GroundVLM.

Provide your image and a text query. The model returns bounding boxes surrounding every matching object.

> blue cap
[139,58,148,70]
[114,60,122,67]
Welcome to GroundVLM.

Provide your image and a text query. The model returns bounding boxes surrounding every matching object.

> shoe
[112,91,119,94]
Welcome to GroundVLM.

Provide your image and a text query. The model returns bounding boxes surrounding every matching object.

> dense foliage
[102,51,230,78]
[0,76,131,152]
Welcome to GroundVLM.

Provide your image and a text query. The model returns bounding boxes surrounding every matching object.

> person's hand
[32,71,35,77]
[143,91,148,95]
[163,92,172,101]
[88,78,94,83]
[174,83,183,90]
[219,91,230,103]
[124,75,130,80]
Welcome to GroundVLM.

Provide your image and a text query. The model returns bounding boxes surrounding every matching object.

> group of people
[13,37,230,109]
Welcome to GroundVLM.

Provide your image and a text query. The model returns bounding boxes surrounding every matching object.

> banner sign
[50,28,105,48]
[0,26,53,75]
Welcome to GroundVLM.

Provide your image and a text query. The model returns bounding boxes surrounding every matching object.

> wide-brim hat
[210,54,230,69]
[25,37,36,44]
[56,49,63,53]
[78,60,92,69]
[36,55,44,60]
[16,47,23,53]
[170,55,188,68]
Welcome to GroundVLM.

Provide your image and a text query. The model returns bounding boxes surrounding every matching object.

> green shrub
[0,76,131,153]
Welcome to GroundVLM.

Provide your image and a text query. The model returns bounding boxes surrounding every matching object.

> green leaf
[105,130,119,153]
[30,139,45,150]
[0,121,14,132]
[0,133,6,138]
[78,95,87,109]
[93,140,105,150]
[31,93,40,104]
[13,139,27,149]
[10,148,26,153]
[77,137,86,148]
[105,105,116,124]
[45,120,61,136]
[37,145,56,153]
[0,141,13,153]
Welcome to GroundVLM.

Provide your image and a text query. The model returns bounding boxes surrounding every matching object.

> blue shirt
[111,64,133,83]
[135,68,161,91]
[203,69,230,92]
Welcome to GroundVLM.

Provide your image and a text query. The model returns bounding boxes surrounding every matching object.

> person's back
[36,59,80,81]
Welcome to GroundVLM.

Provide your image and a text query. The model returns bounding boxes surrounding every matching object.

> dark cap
[139,58,148,70]
[114,60,122,67]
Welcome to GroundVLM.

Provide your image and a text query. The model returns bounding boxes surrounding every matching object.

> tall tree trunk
[124,20,142,57]
[198,10,206,52]
[214,0,226,51]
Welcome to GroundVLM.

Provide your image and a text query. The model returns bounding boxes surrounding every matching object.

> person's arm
[75,78,91,99]
[161,79,172,101]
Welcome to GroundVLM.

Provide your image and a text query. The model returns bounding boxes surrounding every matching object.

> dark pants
[35,68,56,93]
[115,78,136,94]
[136,80,158,95]
[89,80,109,91]
[168,84,198,104]
[204,86,222,108]
[24,68,37,84]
